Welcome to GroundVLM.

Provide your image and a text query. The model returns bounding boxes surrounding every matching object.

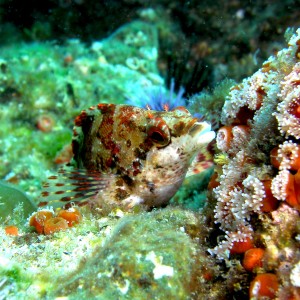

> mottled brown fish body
[41,104,215,211]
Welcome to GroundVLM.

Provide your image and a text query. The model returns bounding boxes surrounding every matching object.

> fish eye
[149,130,166,143]
[147,118,170,147]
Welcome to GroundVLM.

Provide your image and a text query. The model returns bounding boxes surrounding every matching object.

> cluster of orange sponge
[29,207,82,235]
[230,241,279,298]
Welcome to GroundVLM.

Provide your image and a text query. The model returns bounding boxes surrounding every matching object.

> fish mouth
[189,121,216,144]
[188,121,211,136]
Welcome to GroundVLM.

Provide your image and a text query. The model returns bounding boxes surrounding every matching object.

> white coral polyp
[221,71,267,125]
[275,101,300,139]
[242,175,265,213]
[275,63,300,139]
[277,140,300,170]
[271,169,290,201]
[213,173,265,239]
[209,224,253,259]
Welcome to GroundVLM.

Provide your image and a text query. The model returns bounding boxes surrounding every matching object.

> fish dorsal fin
[39,167,111,208]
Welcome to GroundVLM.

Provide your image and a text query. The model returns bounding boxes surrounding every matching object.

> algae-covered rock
[99,20,159,75]
[0,181,37,222]
[52,208,208,299]
[171,168,214,210]
[0,21,164,200]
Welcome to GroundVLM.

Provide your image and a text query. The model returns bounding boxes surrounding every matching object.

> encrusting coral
[209,28,300,298]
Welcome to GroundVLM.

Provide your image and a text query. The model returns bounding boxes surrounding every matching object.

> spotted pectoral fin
[39,168,112,208]
[186,143,214,177]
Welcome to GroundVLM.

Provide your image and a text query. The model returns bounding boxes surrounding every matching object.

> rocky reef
[210,28,300,299]
[1,16,300,300]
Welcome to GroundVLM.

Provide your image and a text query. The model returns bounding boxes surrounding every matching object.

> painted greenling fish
[40,104,215,212]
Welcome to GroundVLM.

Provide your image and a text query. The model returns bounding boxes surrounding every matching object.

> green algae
[0,181,37,222]
[0,264,34,300]
[189,79,236,127]
[100,21,159,74]
[32,129,72,161]
[171,168,214,211]
[0,204,225,299]
[51,208,206,299]
[0,21,163,199]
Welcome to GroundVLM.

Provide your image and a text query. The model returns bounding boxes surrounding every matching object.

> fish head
[146,106,215,169]
[72,104,215,179]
